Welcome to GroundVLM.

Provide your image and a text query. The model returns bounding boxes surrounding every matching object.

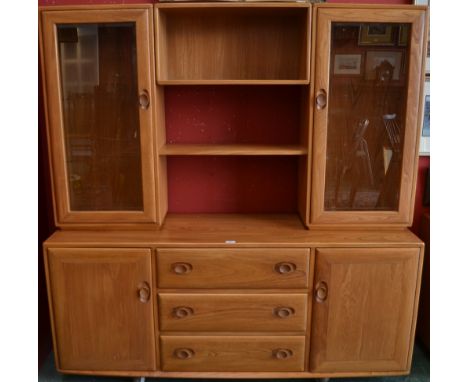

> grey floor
[39,342,429,382]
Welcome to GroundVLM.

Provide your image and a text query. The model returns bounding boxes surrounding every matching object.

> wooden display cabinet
[39,2,428,380]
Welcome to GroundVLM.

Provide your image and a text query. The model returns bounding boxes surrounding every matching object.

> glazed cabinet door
[46,248,156,371]
[311,5,428,225]
[310,248,421,373]
[40,7,158,225]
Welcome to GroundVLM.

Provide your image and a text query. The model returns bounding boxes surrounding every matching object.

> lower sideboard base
[57,368,411,379]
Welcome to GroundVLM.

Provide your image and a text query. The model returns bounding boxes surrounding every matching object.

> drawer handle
[137,282,151,303]
[275,262,297,274]
[172,306,194,319]
[174,348,195,360]
[273,348,293,360]
[171,262,193,275]
[315,281,328,303]
[274,306,295,318]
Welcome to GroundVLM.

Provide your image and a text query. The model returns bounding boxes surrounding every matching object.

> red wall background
[38,0,428,368]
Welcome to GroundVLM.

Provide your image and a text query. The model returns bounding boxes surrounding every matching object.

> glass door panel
[325,22,410,212]
[57,23,143,211]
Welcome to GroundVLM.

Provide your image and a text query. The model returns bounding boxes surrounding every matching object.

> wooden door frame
[40,6,158,226]
[310,5,428,226]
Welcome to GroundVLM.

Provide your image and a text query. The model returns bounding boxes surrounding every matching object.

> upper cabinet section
[155,3,311,84]
[40,6,159,227]
[310,5,428,226]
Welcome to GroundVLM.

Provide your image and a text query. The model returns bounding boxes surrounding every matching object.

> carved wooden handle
[174,348,194,360]
[315,281,328,303]
[137,282,151,303]
[138,89,150,109]
[274,306,295,318]
[275,262,297,274]
[171,262,193,275]
[273,348,293,360]
[172,306,194,319]
[315,89,327,110]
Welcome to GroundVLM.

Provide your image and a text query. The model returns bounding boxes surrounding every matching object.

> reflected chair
[334,118,374,208]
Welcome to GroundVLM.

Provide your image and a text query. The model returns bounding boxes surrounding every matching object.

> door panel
[311,6,427,225]
[47,248,156,371]
[41,8,157,225]
[310,247,421,373]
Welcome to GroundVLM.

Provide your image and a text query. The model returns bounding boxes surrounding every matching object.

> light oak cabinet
[310,248,422,373]
[40,2,428,380]
[46,248,156,371]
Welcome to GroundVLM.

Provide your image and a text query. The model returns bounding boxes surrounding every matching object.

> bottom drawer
[160,336,305,372]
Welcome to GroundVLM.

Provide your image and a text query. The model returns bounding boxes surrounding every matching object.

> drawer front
[160,335,306,372]
[159,293,308,332]
[157,248,310,288]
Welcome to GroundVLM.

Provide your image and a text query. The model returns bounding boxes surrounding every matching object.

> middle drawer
[159,293,308,332]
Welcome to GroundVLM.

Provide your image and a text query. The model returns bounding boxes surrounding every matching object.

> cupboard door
[41,7,158,225]
[47,248,156,371]
[311,6,428,225]
[310,248,421,373]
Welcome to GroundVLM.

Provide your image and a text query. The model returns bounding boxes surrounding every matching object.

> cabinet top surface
[38,2,427,12]
[45,214,423,248]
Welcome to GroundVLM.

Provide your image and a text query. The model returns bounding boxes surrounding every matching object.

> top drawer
[157,248,310,288]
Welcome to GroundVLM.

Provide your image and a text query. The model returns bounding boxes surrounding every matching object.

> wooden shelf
[159,144,308,156]
[158,80,310,86]
[156,4,310,83]
[46,213,424,247]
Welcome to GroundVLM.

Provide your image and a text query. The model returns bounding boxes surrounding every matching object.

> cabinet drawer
[160,335,305,372]
[159,293,308,332]
[156,248,310,288]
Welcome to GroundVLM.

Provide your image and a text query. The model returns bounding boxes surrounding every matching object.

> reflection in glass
[324,23,410,211]
[57,23,143,211]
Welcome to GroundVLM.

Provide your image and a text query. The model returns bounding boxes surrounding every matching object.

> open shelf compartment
[155,3,311,84]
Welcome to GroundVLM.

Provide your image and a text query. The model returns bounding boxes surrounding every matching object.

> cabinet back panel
[165,86,302,145]
[167,156,298,213]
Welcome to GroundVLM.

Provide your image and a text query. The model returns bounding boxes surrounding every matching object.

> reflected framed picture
[419,79,430,155]
[422,81,430,137]
[398,25,409,46]
[333,54,362,75]
[365,51,402,80]
[359,24,394,46]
